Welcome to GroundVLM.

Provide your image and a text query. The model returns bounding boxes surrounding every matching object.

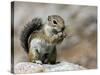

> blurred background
[13,1,97,69]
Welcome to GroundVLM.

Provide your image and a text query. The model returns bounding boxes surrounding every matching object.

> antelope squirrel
[20,15,66,64]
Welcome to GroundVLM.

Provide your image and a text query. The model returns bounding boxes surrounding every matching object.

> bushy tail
[20,18,43,53]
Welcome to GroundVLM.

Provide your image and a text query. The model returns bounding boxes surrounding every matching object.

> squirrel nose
[61,27,65,31]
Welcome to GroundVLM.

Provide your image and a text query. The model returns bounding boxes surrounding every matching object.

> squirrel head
[47,15,65,33]
[44,15,66,44]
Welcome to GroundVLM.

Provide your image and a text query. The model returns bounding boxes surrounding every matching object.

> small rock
[44,61,86,72]
[14,61,86,74]
[14,62,44,74]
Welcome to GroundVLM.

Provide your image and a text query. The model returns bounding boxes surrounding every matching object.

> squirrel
[20,15,66,64]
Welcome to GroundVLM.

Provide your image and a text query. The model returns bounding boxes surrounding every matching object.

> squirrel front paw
[50,32,66,43]
[51,34,59,40]
[53,34,59,39]
[58,32,66,38]
[58,32,63,37]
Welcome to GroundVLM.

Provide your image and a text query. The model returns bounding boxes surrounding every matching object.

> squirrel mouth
[52,29,59,34]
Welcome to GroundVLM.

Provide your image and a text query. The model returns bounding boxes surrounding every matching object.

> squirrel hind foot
[32,60,42,65]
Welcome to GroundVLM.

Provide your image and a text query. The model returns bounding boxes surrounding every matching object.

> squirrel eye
[53,20,57,24]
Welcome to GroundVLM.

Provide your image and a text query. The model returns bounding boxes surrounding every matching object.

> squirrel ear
[48,16,51,21]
